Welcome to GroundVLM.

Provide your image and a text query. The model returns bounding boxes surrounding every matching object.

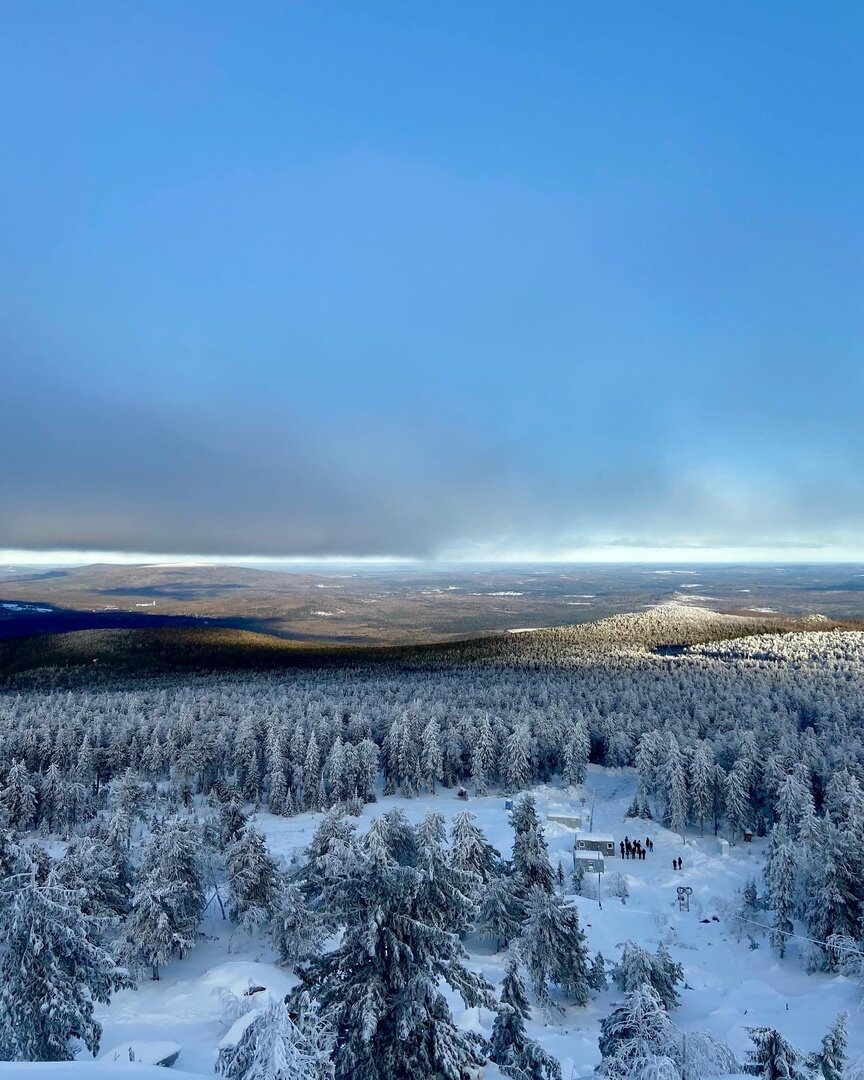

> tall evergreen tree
[490,956,562,1080]
[661,733,688,839]
[511,795,554,894]
[763,824,797,956]
[226,824,282,932]
[2,760,36,830]
[450,811,501,885]
[476,873,523,951]
[0,874,131,1060]
[295,814,494,1080]
[807,1012,847,1080]
[743,1027,808,1080]
[518,886,592,1007]
[612,942,683,1011]
[216,994,333,1080]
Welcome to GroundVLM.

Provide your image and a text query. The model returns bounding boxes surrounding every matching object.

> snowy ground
[12,765,860,1079]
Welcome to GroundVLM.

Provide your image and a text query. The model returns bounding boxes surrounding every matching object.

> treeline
[1,627,862,842]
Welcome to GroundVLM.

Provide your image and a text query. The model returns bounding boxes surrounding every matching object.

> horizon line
[3,546,864,568]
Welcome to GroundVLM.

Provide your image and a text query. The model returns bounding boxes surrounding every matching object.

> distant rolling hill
[1,561,863,648]
[0,600,852,683]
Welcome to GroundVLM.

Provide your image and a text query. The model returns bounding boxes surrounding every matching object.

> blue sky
[1,2,863,561]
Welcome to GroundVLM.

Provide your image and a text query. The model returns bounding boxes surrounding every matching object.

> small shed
[573,850,605,874]
[546,813,583,829]
[575,832,616,857]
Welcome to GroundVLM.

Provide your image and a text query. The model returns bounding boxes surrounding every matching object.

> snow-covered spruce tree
[612,942,683,1010]
[141,816,206,934]
[52,836,132,920]
[415,812,476,934]
[2,759,36,830]
[597,985,736,1080]
[763,823,797,956]
[518,885,592,1007]
[688,741,714,836]
[119,872,196,981]
[477,873,523,951]
[298,808,357,926]
[471,713,496,796]
[219,795,250,849]
[774,765,811,835]
[596,985,678,1080]
[490,956,562,1080]
[39,761,63,834]
[724,762,751,841]
[511,794,554,895]
[450,810,501,886]
[120,817,206,979]
[303,731,324,811]
[743,1027,808,1080]
[661,733,688,840]
[561,717,590,787]
[272,880,325,972]
[420,718,444,794]
[0,873,132,1061]
[294,812,494,1080]
[588,951,608,992]
[505,724,534,792]
[226,824,282,932]
[801,820,862,970]
[264,725,290,814]
[807,1012,847,1080]
[216,993,333,1080]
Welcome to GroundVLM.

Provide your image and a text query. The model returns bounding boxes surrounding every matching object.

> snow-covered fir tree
[743,1027,808,1080]
[226,824,282,932]
[612,941,683,1010]
[807,1013,847,1080]
[661,733,688,839]
[763,823,797,956]
[52,836,132,920]
[449,810,501,885]
[272,880,325,972]
[511,794,554,895]
[294,812,494,1080]
[477,872,523,951]
[597,985,735,1080]
[518,885,592,1007]
[119,817,206,979]
[0,873,132,1060]
[216,994,333,1080]
[2,759,36,830]
[490,955,562,1080]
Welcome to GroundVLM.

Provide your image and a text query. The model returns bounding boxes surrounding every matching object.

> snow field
[38,764,855,1079]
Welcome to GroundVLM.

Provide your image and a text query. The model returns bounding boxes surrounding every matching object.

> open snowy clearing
[12,765,855,1079]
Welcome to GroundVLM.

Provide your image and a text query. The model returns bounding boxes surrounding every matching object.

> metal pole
[597,871,602,909]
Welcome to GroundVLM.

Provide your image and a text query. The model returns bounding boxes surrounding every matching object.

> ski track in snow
[15,764,854,1079]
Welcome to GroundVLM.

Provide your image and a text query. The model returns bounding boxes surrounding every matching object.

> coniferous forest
[1,605,864,1077]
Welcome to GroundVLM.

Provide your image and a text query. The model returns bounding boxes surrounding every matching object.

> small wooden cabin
[575,833,615,857]
[573,849,605,874]
[546,813,583,829]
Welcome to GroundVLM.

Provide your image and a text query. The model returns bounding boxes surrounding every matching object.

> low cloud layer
[3,332,863,561]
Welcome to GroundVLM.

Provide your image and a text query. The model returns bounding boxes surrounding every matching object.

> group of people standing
[620,835,652,860]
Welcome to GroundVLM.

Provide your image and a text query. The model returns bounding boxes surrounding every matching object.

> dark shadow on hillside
[96,583,252,600]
